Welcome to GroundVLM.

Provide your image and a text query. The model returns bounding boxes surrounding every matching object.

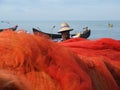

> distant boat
[0,25,18,32]
[108,23,113,28]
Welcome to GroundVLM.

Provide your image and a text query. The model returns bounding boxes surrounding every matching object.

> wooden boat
[33,28,61,39]
[0,25,18,32]
[72,30,91,38]
[33,28,91,39]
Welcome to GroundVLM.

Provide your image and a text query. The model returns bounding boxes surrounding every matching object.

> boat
[72,29,91,38]
[33,28,61,39]
[80,29,91,38]
[0,25,18,32]
[33,28,91,39]
[108,23,113,28]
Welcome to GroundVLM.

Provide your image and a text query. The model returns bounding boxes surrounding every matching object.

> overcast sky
[0,0,120,21]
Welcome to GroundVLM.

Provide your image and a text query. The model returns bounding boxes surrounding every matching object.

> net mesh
[0,30,120,90]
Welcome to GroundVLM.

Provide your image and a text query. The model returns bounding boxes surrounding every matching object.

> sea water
[0,20,120,40]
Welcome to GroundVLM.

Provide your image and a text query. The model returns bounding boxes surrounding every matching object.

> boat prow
[72,30,91,39]
[0,25,18,32]
[33,28,61,39]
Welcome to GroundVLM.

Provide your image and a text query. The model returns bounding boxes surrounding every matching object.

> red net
[0,30,120,90]
[59,38,120,90]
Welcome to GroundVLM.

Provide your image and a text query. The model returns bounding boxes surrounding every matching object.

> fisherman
[58,22,73,41]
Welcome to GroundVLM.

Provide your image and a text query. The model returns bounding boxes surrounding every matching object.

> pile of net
[0,30,120,90]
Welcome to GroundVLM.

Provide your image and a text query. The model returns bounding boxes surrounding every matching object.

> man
[58,22,73,41]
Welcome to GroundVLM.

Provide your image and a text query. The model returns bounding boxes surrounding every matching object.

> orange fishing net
[0,30,120,90]
[59,38,120,90]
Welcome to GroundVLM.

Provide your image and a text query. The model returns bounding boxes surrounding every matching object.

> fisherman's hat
[58,22,73,33]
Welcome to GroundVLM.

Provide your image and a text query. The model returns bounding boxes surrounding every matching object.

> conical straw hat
[58,22,73,33]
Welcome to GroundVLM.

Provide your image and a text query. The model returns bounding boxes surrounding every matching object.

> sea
[0,20,120,40]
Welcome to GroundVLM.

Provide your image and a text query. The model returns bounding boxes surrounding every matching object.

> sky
[0,0,120,21]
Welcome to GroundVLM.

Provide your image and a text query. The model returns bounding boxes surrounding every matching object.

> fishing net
[59,38,120,90]
[0,30,120,90]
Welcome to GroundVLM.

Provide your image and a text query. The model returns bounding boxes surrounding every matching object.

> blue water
[0,20,120,40]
